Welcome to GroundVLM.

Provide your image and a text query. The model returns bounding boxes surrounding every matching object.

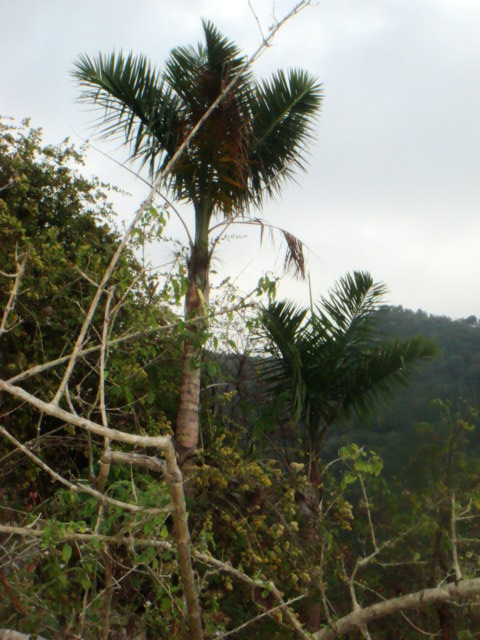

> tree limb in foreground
[314,579,480,640]
[0,632,48,640]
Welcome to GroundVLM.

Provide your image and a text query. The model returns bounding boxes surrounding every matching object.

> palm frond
[316,271,387,336]
[343,336,440,418]
[201,19,249,80]
[282,231,306,279]
[248,217,307,279]
[72,52,181,176]
[248,69,323,203]
[74,24,322,217]
[260,300,309,420]
[162,22,255,211]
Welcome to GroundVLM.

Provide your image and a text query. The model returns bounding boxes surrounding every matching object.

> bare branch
[0,378,170,448]
[0,250,28,338]
[0,425,170,514]
[163,441,203,640]
[0,631,48,640]
[96,288,115,491]
[0,524,172,560]
[102,449,165,474]
[74,265,99,288]
[194,552,310,638]
[77,136,194,248]
[248,0,266,42]
[358,475,378,553]
[214,595,305,640]
[314,579,480,640]
[7,298,255,386]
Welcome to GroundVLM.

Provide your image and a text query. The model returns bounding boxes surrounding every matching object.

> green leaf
[62,543,72,564]
[81,576,91,590]
[57,571,68,588]
[160,525,169,539]
[160,597,171,612]
[341,472,357,490]
[124,385,134,404]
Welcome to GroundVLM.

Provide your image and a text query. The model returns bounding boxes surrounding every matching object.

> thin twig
[0,250,28,338]
[214,595,305,640]
[248,0,266,42]
[72,134,194,248]
[451,493,463,582]
[358,474,378,553]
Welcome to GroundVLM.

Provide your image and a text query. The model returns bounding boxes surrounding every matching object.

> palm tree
[260,271,438,631]
[73,20,322,455]
[260,271,439,471]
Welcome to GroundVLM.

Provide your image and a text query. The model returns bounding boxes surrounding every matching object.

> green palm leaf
[249,69,322,202]
[345,336,439,417]
[73,52,181,176]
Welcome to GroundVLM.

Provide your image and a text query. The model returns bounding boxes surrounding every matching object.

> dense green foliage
[0,118,180,497]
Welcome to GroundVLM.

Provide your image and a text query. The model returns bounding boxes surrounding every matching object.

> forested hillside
[323,307,480,477]
[379,306,480,412]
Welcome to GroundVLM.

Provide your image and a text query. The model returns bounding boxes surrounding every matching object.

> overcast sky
[2,0,479,318]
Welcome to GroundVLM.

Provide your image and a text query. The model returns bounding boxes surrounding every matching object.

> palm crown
[261,272,439,455]
[73,20,322,220]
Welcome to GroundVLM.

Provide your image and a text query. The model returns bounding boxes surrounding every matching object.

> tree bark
[299,456,323,631]
[174,203,211,453]
[313,578,480,640]
[164,441,204,639]
[0,632,48,640]
[175,338,203,451]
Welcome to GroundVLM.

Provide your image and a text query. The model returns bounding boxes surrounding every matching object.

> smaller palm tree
[260,271,439,469]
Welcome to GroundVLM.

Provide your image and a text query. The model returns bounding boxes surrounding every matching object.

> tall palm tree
[260,271,439,469]
[73,20,322,454]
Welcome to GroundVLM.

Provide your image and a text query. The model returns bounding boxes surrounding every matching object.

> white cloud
[2,0,479,318]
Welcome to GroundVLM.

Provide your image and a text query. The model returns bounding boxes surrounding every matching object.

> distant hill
[324,306,480,475]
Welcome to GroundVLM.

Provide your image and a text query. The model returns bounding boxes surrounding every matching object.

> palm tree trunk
[300,455,324,631]
[174,203,211,454]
